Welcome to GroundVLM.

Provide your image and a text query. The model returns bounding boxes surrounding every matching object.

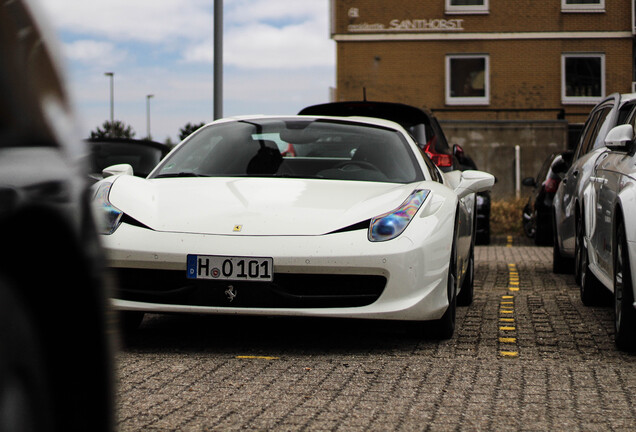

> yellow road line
[498,266,520,358]
[236,356,279,360]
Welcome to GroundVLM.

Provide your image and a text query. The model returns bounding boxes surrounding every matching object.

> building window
[445,54,490,105]
[561,0,604,13]
[445,0,489,14]
[561,54,605,104]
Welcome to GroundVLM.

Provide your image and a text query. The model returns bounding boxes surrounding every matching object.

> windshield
[151,118,423,183]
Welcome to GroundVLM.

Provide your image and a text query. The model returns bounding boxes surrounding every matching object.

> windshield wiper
[154,172,209,178]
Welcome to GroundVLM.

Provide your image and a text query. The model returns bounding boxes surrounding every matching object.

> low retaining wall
[439,120,569,199]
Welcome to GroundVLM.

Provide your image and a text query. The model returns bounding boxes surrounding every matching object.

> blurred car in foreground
[0,0,114,430]
[93,115,494,338]
[576,120,636,350]
[86,137,170,182]
[522,151,572,245]
[553,93,636,278]
[298,101,492,244]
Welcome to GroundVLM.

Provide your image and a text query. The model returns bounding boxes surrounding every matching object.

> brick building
[329,1,636,196]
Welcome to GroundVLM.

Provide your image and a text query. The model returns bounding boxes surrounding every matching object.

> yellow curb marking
[236,356,279,360]
[498,264,520,358]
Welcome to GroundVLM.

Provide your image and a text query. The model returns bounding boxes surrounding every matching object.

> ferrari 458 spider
[93,115,494,338]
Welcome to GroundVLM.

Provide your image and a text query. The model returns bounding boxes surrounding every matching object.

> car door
[591,104,636,283]
[555,101,612,254]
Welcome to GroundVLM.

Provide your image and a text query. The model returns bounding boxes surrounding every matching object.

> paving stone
[115,239,636,431]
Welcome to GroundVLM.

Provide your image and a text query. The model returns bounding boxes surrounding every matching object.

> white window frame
[445,54,490,106]
[561,53,605,105]
[561,0,605,13]
[445,0,489,14]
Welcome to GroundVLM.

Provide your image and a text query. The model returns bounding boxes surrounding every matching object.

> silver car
[579,119,636,350]
[552,93,636,289]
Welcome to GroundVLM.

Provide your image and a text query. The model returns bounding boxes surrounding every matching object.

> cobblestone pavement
[116,240,636,431]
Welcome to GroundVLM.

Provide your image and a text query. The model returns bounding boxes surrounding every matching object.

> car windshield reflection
[151,118,423,184]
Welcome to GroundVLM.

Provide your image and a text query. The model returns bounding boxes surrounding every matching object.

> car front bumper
[103,220,454,322]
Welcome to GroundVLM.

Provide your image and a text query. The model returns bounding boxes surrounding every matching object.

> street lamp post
[104,72,114,123]
[214,0,223,119]
[146,94,154,140]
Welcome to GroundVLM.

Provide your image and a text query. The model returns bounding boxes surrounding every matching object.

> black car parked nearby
[298,101,492,244]
[86,137,170,182]
[522,151,573,245]
[1,1,114,430]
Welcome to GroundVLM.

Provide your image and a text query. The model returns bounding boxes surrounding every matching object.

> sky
[37,0,335,143]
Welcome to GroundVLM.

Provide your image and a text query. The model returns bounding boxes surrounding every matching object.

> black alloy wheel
[552,212,573,274]
[614,220,636,351]
[579,217,604,306]
[574,216,583,285]
[457,248,474,307]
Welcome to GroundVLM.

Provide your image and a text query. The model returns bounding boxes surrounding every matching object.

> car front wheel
[579,218,604,306]
[614,220,636,351]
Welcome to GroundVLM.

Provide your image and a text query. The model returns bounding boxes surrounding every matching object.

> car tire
[574,217,583,285]
[457,248,474,307]
[522,203,535,239]
[614,220,636,351]
[433,223,458,339]
[552,212,573,274]
[579,221,604,306]
[0,276,53,432]
[534,214,553,246]
[120,311,145,333]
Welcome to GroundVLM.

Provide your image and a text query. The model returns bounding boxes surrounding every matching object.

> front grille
[114,268,386,309]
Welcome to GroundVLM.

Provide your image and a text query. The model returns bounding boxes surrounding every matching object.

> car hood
[108,176,424,236]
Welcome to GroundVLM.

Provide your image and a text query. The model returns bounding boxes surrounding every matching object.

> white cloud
[39,0,213,43]
[184,22,334,69]
[63,40,128,67]
[37,0,335,142]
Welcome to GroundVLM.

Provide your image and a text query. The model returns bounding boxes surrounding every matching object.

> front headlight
[369,189,430,242]
[93,182,123,235]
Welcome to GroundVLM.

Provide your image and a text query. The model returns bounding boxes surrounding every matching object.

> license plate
[186,255,273,282]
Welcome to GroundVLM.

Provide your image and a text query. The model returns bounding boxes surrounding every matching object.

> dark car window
[89,141,166,177]
[152,118,425,184]
[575,106,610,159]
[419,148,444,183]
[618,101,636,125]
[535,153,556,185]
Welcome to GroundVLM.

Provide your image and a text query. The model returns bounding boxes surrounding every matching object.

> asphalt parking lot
[115,238,636,431]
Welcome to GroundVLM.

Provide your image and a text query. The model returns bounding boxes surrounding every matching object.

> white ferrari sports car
[93,115,494,337]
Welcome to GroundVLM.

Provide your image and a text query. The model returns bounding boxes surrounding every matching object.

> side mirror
[102,163,133,177]
[453,170,495,199]
[605,124,634,150]
[453,144,464,158]
[522,177,536,187]
[551,152,572,175]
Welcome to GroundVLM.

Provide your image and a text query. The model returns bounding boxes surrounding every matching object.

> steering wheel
[333,160,379,172]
